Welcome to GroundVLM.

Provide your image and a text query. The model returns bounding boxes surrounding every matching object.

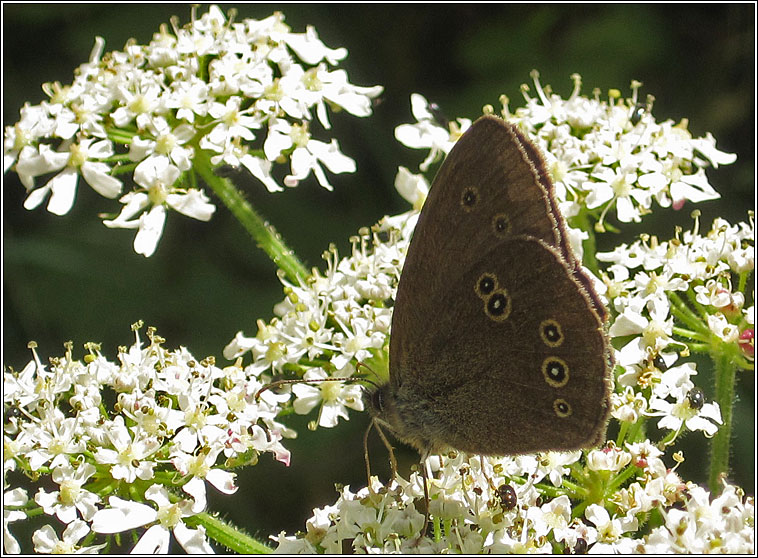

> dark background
[3,3,754,550]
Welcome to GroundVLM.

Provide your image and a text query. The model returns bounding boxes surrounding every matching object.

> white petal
[206,468,238,495]
[609,310,647,337]
[309,139,355,174]
[316,100,331,130]
[671,171,720,203]
[102,192,150,229]
[584,503,610,527]
[699,402,723,424]
[583,182,613,209]
[409,93,433,121]
[283,26,347,65]
[91,497,156,533]
[311,161,333,190]
[240,154,283,192]
[23,185,52,210]
[182,477,208,513]
[289,147,314,180]
[88,139,115,159]
[82,162,122,198]
[263,129,292,161]
[32,525,58,553]
[166,189,216,221]
[394,122,447,150]
[657,414,682,431]
[324,91,372,117]
[685,415,719,436]
[615,195,640,223]
[63,520,90,544]
[173,522,215,554]
[131,524,170,554]
[129,137,154,162]
[47,168,79,215]
[616,337,648,367]
[134,205,166,257]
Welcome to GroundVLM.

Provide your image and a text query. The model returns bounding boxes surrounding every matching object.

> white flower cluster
[274,451,754,553]
[395,72,736,235]
[237,81,752,554]
[224,216,416,428]
[3,5,382,256]
[5,64,752,552]
[599,215,754,438]
[3,326,291,553]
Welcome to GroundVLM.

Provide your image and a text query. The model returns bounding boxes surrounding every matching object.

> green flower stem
[572,210,600,275]
[184,512,272,554]
[622,417,646,445]
[684,290,711,322]
[685,342,711,354]
[559,478,587,499]
[615,420,630,447]
[737,270,749,293]
[606,463,638,494]
[708,346,737,493]
[668,292,709,335]
[194,149,309,284]
[672,326,710,342]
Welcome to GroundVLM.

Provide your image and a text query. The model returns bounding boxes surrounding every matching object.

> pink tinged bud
[738,328,754,358]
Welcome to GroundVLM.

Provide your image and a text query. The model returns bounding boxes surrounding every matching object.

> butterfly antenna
[255,374,379,400]
[355,361,382,386]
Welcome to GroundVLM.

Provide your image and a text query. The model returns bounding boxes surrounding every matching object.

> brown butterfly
[370,115,613,460]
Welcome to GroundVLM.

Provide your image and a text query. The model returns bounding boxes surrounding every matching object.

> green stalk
[193,149,309,284]
[572,209,600,275]
[668,292,710,335]
[708,346,737,493]
[185,512,272,553]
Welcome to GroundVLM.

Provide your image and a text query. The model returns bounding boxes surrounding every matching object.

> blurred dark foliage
[3,3,754,550]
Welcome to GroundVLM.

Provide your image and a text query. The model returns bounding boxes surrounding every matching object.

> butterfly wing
[391,117,562,383]
[387,116,611,455]
[406,237,610,454]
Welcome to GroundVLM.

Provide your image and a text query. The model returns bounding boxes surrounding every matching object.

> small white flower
[32,519,104,554]
[93,416,160,482]
[394,93,468,171]
[171,447,238,512]
[584,504,638,552]
[129,117,196,171]
[20,139,121,215]
[707,312,740,342]
[103,156,215,256]
[291,368,364,428]
[34,462,99,523]
[611,386,648,422]
[648,393,722,437]
[265,119,356,190]
[611,295,674,366]
[587,445,632,472]
[24,412,85,471]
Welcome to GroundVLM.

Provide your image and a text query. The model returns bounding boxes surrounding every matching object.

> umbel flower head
[257,209,753,552]
[222,78,751,553]
[3,324,293,553]
[3,5,382,256]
